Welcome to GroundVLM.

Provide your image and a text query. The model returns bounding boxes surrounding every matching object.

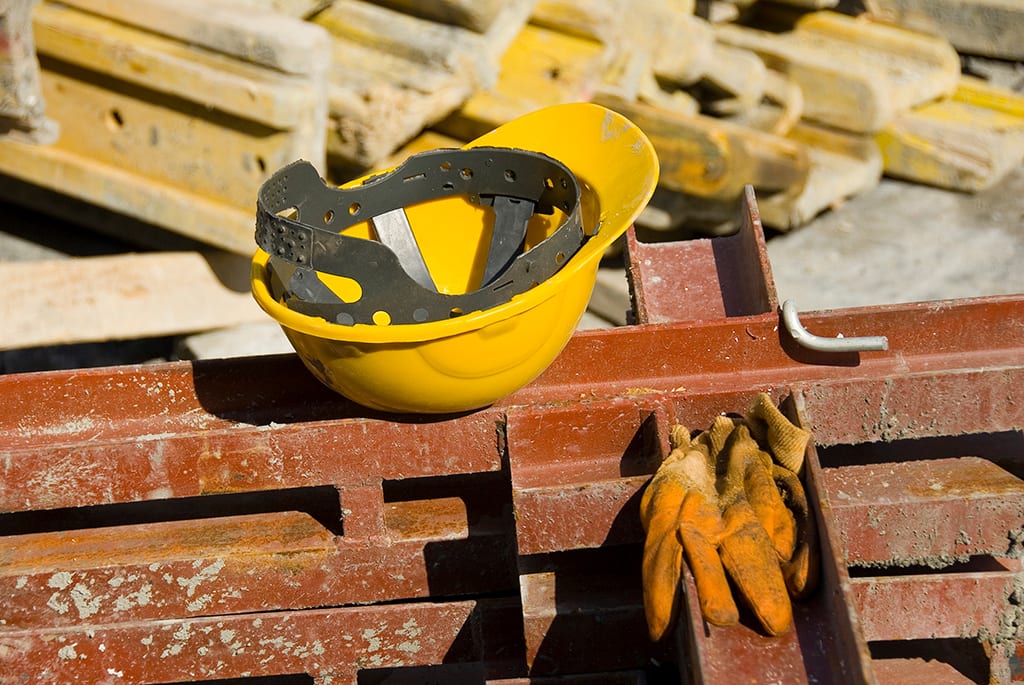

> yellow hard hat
[250,103,658,413]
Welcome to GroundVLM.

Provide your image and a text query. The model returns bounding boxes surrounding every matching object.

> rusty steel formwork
[0,188,1022,684]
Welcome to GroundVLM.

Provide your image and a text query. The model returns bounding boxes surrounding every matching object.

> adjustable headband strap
[255,147,586,326]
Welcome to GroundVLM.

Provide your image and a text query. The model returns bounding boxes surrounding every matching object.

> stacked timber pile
[403,0,1024,233]
[0,0,1022,363]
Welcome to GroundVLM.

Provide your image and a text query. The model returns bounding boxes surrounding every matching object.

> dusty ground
[766,165,1024,311]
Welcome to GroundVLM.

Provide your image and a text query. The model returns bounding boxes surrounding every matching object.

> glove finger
[717,423,761,505]
[669,423,692,451]
[679,491,738,627]
[643,512,685,641]
[640,468,686,533]
[698,415,741,462]
[746,458,797,562]
[774,465,820,598]
[719,501,794,636]
[640,477,687,641]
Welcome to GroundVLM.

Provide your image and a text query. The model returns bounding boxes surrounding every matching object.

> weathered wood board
[0,251,270,350]
[868,0,1024,61]
[876,76,1024,192]
[316,0,537,172]
[716,11,961,133]
[0,1,329,255]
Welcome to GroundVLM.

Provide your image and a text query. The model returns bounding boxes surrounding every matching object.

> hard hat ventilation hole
[555,251,566,265]
[324,210,335,225]
[348,202,361,216]
[450,307,464,317]
[275,206,298,219]
[372,311,392,326]
[442,182,455,191]
[544,177,554,189]
[460,168,473,179]
[504,169,516,182]
[440,161,452,171]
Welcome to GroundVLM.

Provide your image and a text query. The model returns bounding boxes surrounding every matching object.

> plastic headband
[255,147,585,325]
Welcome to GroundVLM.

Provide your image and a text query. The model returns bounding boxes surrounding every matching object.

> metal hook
[781,300,889,352]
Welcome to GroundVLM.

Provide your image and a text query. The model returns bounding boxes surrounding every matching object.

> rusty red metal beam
[626,188,778,325]
[0,600,484,684]
[1,189,1022,683]
[517,547,656,677]
[823,457,1024,566]
[851,558,1021,642]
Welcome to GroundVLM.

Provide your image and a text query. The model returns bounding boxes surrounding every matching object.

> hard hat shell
[250,102,659,413]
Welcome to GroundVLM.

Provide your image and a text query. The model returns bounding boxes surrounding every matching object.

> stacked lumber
[0,0,1022,353]
[0,0,539,353]
[313,0,536,174]
[0,0,331,255]
[404,1,1024,232]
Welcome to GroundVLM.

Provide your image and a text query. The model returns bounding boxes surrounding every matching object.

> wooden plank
[592,96,810,200]
[436,22,608,141]
[532,0,697,42]
[876,76,1024,192]
[0,2,328,254]
[772,0,837,6]
[758,121,882,230]
[437,17,799,204]
[530,0,713,115]
[317,0,535,169]
[715,11,961,133]
[868,0,1024,61]
[532,0,635,43]
[212,0,330,18]
[0,251,270,350]
[368,0,513,33]
[0,141,257,254]
[59,0,331,75]
[33,3,323,129]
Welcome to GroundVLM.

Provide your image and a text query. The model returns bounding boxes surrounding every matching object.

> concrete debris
[0,0,57,141]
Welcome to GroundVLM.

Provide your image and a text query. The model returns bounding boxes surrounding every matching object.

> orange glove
[639,394,819,641]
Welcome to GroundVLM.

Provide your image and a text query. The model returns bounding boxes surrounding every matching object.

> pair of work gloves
[640,393,819,640]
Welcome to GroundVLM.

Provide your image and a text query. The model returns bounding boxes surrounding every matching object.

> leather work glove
[639,393,819,641]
